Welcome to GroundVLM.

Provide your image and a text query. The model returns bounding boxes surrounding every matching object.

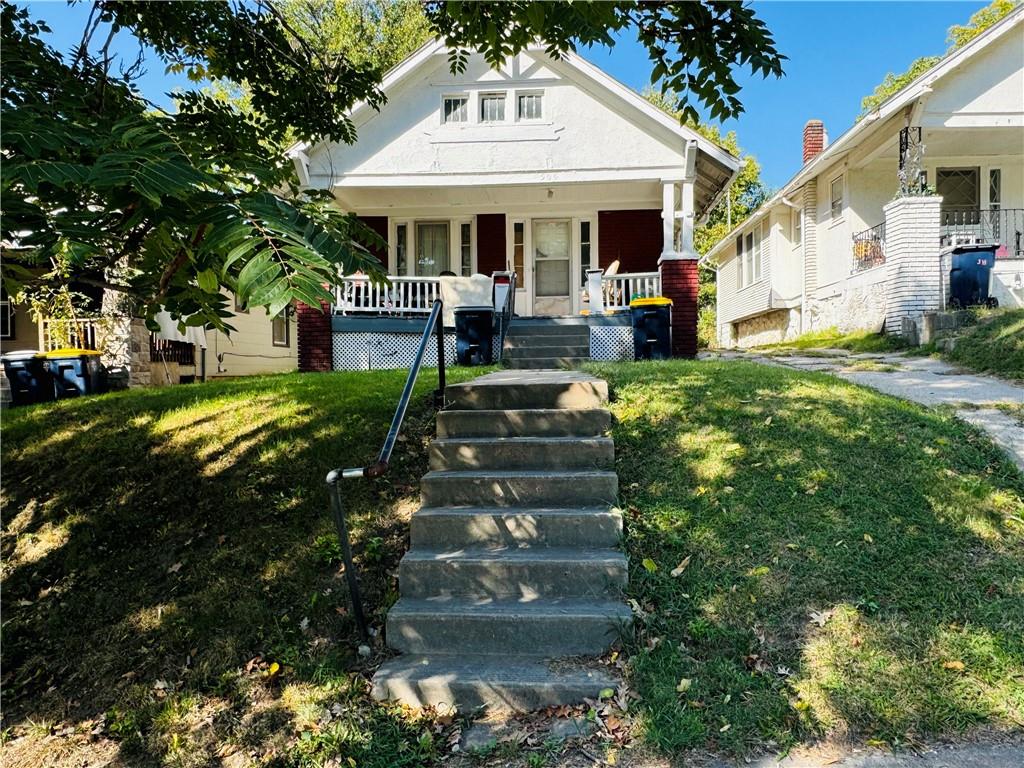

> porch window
[937,168,980,226]
[395,223,408,275]
[1,287,13,340]
[517,92,542,120]
[480,92,506,123]
[460,222,472,276]
[580,221,592,285]
[989,169,1001,208]
[271,309,289,347]
[513,222,525,288]
[443,96,468,124]
[830,176,844,219]
[416,222,449,276]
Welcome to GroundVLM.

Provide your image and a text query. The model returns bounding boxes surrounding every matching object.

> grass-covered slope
[944,309,1024,381]
[589,360,1024,755]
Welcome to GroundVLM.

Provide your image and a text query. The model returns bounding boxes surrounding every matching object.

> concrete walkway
[704,349,1024,473]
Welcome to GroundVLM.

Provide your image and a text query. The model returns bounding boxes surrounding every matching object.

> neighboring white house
[707,6,1024,348]
[289,39,738,319]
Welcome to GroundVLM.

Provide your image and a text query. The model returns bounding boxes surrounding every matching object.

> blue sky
[28,1,989,188]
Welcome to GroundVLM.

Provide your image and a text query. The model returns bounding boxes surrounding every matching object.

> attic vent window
[518,92,542,120]
[443,96,468,124]
[480,92,506,122]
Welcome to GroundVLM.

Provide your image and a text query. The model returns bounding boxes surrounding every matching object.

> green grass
[0,369,487,767]
[942,309,1024,381]
[753,327,905,355]
[585,359,1024,756]
[3,362,1023,765]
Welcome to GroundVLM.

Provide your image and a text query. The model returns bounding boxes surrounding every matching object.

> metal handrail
[324,298,447,641]
[495,271,517,357]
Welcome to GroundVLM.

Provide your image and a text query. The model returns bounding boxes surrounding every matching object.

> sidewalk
[705,349,1024,473]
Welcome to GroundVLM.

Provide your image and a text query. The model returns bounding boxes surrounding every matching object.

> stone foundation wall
[734,308,801,348]
[806,280,887,334]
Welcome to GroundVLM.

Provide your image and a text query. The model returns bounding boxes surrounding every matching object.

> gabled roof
[703,3,1024,263]
[289,39,741,220]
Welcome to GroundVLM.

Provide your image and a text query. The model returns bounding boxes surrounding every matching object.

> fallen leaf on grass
[808,610,832,627]
[167,562,183,574]
[641,558,658,573]
[670,556,692,578]
[863,533,874,544]
[942,660,966,672]
[676,678,692,693]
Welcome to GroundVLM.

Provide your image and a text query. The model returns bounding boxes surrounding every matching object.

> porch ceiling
[859,126,1022,169]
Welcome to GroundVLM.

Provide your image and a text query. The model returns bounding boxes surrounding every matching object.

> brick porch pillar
[296,300,332,372]
[659,258,699,357]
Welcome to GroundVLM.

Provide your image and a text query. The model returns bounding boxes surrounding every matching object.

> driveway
[704,349,1024,473]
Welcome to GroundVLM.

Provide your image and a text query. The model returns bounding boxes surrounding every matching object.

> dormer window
[518,92,542,120]
[480,92,506,122]
[443,95,468,124]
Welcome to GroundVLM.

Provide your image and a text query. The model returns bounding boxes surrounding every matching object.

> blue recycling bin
[454,307,494,365]
[1,350,54,406]
[43,348,108,398]
[948,244,998,308]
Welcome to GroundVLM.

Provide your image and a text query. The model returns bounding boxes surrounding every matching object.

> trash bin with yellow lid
[43,348,108,398]
[629,296,672,360]
[1,350,54,406]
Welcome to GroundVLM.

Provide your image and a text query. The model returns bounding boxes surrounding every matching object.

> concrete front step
[371,654,619,712]
[410,506,623,548]
[398,546,628,599]
[507,321,589,334]
[504,334,591,349]
[386,596,632,655]
[429,436,614,471]
[445,370,607,410]
[421,470,618,508]
[504,344,591,360]
[437,408,610,438]
[506,357,590,370]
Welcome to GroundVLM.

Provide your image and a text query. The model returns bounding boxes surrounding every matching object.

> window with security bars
[937,168,980,226]
[480,93,506,122]
[443,96,467,124]
[518,92,542,120]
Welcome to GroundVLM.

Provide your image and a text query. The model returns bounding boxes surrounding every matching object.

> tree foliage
[859,0,1019,117]
[2,1,783,330]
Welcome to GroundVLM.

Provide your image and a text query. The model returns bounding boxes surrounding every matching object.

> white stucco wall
[992,259,1024,308]
[306,50,688,186]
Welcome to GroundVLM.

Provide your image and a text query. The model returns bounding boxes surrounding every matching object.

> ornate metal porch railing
[333,275,441,315]
[600,271,661,311]
[940,208,1024,257]
[851,222,886,274]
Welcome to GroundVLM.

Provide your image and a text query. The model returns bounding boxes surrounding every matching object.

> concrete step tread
[424,469,615,479]
[390,595,633,620]
[431,436,613,446]
[504,334,591,348]
[504,344,590,355]
[415,505,621,516]
[506,358,590,369]
[371,654,618,711]
[402,546,626,564]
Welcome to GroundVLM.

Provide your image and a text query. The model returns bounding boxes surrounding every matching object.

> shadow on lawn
[1,372,453,767]
[591,359,1024,757]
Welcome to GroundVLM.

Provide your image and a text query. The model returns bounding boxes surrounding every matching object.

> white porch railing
[600,271,661,311]
[333,275,441,315]
[40,317,101,351]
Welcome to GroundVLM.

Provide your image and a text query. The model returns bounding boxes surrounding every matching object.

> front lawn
[752,327,905,354]
[591,360,1024,755]
[2,362,1022,765]
[943,308,1024,381]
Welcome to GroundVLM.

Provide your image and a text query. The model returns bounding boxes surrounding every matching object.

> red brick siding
[356,215,389,267]
[476,214,506,275]
[803,120,826,165]
[296,300,332,372]
[659,259,699,358]
[598,210,662,274]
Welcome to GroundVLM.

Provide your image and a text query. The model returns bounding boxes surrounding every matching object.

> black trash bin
[948,244,998,308]
[1,350,54,406]
[454,306,494,365]
[630,297,673,360]
[44,348,108,398]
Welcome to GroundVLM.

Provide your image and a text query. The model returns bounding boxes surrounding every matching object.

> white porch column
[678,139,698,259]
[661,181,677,258]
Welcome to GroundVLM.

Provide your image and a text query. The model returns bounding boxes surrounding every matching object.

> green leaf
[641,558,658,573]
[196,269,219,294]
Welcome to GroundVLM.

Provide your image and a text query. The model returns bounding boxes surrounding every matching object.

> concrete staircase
[372,370,629,712]
[503,319,590,369]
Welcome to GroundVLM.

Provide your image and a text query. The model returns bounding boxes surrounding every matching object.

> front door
[532,219,571,316]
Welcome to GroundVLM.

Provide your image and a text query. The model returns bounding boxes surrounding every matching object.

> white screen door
[532,219,571,315]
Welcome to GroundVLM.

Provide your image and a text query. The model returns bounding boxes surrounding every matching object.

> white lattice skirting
[589,327,634,361]
[332,332,505,370]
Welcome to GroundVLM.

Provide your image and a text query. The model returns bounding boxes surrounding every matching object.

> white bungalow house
[707,6,1024,348]
[288,40,739,368]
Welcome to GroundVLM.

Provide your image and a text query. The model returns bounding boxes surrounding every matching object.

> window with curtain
[513,222,525,288]
[443,96,467,123]
[460,222,472,276]
[580,221,591,286]
[517,92,542,120]
[395,224,408,275]
[416,222,449,276]
[271,309,289,347]
[792,208,802,248]
[830,176,844,219]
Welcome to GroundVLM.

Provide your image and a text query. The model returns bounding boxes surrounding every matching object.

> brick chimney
[803,119,827,164]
